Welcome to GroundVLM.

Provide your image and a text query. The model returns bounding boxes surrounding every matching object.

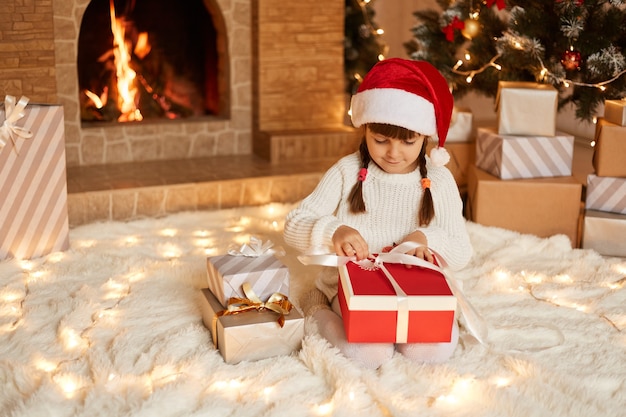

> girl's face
[365,126,425,174]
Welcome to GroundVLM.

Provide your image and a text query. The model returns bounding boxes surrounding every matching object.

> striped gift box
[0,98,70,260]
[207,254,289,307]
[585,174,626,215]
[476,127,574,180]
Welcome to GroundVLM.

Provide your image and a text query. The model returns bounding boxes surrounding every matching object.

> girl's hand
[400,231,434,263]
[332,226,369,260]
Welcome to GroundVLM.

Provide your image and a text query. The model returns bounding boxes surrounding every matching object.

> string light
[452,53,503,82]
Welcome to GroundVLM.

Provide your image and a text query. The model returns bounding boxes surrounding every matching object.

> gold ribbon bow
[0,95,33,153]
[211,283,293,348]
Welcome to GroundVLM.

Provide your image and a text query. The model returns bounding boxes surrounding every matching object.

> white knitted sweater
[284,152,473,299]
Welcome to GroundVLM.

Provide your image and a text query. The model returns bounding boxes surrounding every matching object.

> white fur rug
[0,203,624,417]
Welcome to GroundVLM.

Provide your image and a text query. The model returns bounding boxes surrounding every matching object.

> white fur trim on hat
[350,88,437,136]
[429,146,450,167]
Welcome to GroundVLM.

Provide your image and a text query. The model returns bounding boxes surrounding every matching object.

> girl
[284,58,472,369]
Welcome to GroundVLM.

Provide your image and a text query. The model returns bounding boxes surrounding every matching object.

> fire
[109,0,142,122]
[84,0,149,122]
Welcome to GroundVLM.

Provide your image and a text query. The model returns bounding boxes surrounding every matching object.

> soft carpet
[0,203,624,417]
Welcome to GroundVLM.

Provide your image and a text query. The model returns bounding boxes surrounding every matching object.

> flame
[85,87,108,109]
[109,0,143,122]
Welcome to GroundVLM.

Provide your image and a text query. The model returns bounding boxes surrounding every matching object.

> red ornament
[442,16,465,42]
[486,0,506,10]
[561,49,582,71]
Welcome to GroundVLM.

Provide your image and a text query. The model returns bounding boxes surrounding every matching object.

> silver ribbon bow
[0,95,33,152]
[227,236,285,257]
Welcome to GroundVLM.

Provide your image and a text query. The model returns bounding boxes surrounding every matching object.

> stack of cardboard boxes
[466,82,583,247]
[581,100,626,257]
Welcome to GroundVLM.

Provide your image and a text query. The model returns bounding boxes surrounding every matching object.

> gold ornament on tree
[462,18,481,39]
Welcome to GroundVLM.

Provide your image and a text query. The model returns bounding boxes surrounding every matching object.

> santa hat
[350,58,454,166]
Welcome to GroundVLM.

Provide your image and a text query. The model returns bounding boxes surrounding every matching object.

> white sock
[312,308,394,370]
[396,320,459,363]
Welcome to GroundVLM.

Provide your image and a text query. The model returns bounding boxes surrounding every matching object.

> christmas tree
[344,0,387,95]
[405,0,626,121]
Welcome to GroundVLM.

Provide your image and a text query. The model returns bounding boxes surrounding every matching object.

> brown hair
[348,123,435,226]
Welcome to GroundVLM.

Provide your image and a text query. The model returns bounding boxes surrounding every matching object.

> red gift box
[338,260,456,343]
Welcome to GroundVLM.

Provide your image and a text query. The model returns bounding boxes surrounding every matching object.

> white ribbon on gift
[0,95,33,152]
[227,236,286,258]
[298,242,488,345]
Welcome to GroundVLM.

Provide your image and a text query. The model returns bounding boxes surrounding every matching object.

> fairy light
[491,376,512,387]
[124,235,139,245]
[54,373,83,398]
[160,228,178,237]
[452,54,502,82]
[314,401,334,416]
[158,242,183,259]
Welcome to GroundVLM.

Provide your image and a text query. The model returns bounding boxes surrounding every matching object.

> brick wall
[254,1,346,131]
[0,0,57,103]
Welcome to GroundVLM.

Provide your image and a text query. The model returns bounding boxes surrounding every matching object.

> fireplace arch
[77,0,230,124]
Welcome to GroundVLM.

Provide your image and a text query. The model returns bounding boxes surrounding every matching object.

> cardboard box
[337,260,456,343]
[199,288,303,364]
[582,210,626,257]
[466,166,583,246]
[603,99,626,126]
[592,118,626,177]
[585,174,626,215]
[476,127,574,179]
[427,141,474,189]
[207,254,289,307]
[496,81,558,136]
[0,97,70,260]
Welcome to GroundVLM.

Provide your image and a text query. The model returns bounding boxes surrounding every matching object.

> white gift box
[207,252,289,307]
[199,288,303,364]
[603,100,626,126]
[496,81,558,137]
[476,127,574,179]
[582,210,626,258]
[585,174,626,215]
[435,108,473,143]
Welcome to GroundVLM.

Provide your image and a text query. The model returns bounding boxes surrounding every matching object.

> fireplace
[3,0,352,167]
[78,0,226,124]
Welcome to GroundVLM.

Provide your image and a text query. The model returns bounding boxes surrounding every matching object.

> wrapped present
[0,96,70,260]
[585,174,626,215]
[298,245,488,345]
[426,141,474,188]
[435,107,473,143]
[337,252,457,343]
[476,127,574,179]
[467,166,583,247]
[582,210,626,257]
[592,118,626,177]
[603,99,626,126]
[207,237,289,307]
[496,81,558,137]
[199,287,303,364]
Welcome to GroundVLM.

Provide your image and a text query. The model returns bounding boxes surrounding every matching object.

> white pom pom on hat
[350,58,454,166]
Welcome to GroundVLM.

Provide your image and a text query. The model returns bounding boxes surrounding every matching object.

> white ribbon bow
[227,236,285,257]
[298,242,488,345]
[0,95,33,152]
